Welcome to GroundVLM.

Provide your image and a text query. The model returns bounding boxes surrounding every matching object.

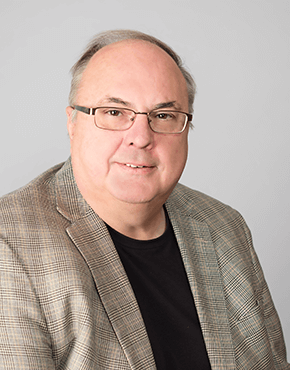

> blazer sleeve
[241,220,289,369]
[0,238,56,369]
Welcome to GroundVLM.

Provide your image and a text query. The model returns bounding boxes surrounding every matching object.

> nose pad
[130,112,148,123]
[139,112,152,126]
[131,112,151,127]
[125,112,154,148]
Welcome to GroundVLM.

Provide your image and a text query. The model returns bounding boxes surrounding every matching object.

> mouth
[118,162,156,172]
[125,164,149,169]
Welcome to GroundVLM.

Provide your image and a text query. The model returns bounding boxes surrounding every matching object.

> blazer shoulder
[168,183,247,234]
[1,161,64,199]
[170,183,238,217]
[0,162,65,227]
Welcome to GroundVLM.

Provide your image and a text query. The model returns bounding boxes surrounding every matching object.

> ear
[66,106,75,140]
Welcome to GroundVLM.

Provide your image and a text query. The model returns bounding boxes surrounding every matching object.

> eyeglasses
[73,105,193,134]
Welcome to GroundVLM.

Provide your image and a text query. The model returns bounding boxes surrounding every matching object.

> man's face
[67,40,189,209]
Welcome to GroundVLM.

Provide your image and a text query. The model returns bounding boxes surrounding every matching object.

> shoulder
[167,183,250,242]
[168,183,240,220]
[0,162,65,233]
[0,159,85,280]
[0,162,64,203]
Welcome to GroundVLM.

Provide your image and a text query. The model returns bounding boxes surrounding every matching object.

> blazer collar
[55,160,235,369]
[166,188,236,370]
[55,158,156,369]
[54,158,90,222]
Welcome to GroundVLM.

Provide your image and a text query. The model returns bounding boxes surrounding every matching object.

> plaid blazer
[0,158,288,370]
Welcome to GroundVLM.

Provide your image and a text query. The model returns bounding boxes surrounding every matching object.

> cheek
[170,135,188,162]
[71,128,123,174]
[160,136,188,177]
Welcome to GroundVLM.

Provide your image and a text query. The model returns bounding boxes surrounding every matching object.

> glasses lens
[149,111,187,133]
[93,107,188,133]
[94,107,135,130]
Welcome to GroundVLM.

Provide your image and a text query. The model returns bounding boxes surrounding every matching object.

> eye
[106,109,123,117]
[155,112,175,120]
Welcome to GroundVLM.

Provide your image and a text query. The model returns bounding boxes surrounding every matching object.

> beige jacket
[0,159,288,369]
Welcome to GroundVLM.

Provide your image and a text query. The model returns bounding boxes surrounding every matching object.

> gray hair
[69,29,196,113]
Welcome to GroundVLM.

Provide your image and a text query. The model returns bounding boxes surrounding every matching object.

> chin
[107,177,173,206]
[109,186,159,205]
[113,192,155,205]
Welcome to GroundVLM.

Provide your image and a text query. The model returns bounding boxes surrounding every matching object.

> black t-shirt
[107,213,212,370]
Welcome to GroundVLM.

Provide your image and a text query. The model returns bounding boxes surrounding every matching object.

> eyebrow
[101,97,130,106]
[153,101,180,110]
[100,97,181,111]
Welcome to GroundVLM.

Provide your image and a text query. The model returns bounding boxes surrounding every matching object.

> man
[0,30,288,369]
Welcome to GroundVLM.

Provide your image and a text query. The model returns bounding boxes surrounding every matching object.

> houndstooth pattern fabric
[0,158,289,369]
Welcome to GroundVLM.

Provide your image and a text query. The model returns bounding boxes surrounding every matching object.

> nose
[124,112,154,149]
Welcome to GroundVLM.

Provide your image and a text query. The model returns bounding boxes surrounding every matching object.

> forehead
[77,40,188,108]
[87,39,179,74]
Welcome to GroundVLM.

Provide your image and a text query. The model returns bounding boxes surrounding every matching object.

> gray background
[1,0,289,357]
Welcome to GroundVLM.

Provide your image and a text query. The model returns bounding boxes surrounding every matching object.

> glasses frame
[72,105,193,134]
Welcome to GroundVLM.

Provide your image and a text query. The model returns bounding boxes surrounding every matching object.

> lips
[125,164,148,168]
[116,162,155,171]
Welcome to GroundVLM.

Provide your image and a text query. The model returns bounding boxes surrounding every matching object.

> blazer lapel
[55,159,235,369]
[166,200,236,370]
[55,160,156,370]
